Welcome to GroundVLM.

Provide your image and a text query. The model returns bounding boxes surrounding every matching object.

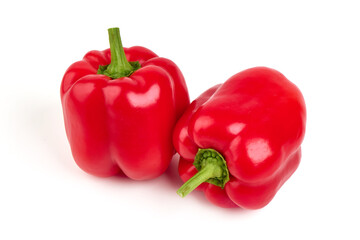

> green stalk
[177,163,222,197]
[97,28,140,79]
[177,149,230,198]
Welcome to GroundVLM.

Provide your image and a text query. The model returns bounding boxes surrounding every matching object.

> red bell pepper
[174,67,306,209]
[61,28,189,179]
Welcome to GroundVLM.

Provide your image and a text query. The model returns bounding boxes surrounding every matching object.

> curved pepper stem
[177,149,230,198]
[97,27,140,79]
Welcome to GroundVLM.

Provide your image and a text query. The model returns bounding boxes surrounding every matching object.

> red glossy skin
[61,46,189,179]
[173,67,306,209]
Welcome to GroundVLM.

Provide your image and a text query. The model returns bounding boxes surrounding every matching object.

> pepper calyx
[97,27,141,79]
[194,148,229,188]
[176,148,230,198]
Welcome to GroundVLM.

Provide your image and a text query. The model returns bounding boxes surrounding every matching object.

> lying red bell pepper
[174,67,306,209]
[61,28,189,179]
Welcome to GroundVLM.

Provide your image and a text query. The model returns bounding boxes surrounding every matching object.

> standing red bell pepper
[174,67,306,209]
[61,28,189,179]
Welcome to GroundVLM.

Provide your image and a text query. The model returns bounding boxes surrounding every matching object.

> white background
[1,0,359,239]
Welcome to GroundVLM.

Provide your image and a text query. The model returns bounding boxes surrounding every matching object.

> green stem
[177,164,220,197]
[97,28,140,79]
[177,148,230,198]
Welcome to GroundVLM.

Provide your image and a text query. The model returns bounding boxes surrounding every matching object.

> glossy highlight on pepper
[61,28,190,179]
[174,67,306,209]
